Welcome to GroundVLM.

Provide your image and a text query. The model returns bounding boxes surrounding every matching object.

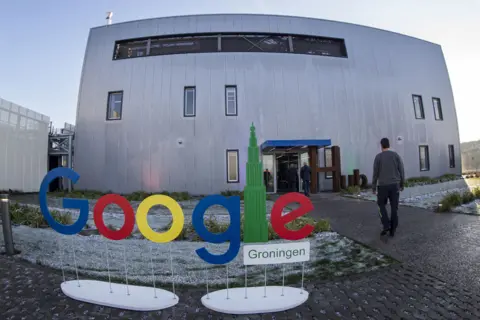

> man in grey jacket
[372,138,405,237]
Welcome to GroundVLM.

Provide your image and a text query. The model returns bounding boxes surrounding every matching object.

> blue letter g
[192,195,241,265]
[39,168,89,235]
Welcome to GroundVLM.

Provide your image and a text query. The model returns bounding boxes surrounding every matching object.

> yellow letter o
[136,195,184,243]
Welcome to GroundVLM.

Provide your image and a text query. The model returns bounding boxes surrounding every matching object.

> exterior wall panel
[74,14,461,194]
[0,98,49,192]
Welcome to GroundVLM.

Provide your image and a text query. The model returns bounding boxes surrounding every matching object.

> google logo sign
[39,167,315,265]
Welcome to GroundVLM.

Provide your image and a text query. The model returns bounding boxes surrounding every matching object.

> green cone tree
[243,123,269,243]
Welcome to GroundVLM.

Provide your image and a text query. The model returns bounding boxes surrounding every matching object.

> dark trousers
[302,180,310,196]
[377,183,400,231]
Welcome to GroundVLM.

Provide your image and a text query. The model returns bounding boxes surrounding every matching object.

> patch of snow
[453,199,480,215]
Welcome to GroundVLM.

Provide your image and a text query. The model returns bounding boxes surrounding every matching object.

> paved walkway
[308,193,480,293]
[2,254,480,319]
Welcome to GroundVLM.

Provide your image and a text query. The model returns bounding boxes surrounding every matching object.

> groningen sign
[243,242,310,265]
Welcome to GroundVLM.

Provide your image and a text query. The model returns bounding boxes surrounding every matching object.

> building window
[324,147,333,179]
[226,150,239,183]
[106,91,123,120]
[8,113,18,127]
[113,39,149,60]
[419,146,430,171]
[184,87,196,117]
[221,34,290,53]
[0,109,8,123]
[412,95,425,119]
[448,145,455,168]
[112,33,347,60]
[149,35,218,56]
[225,86,238,116]
[433,97,443,121]
[292,36,348,57]
[19,116,26,129]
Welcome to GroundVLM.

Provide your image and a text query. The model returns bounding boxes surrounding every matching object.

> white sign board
[243,242,310,265]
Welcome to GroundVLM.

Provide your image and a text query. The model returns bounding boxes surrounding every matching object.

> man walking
[372,138,405,237]
[300,162,311,196]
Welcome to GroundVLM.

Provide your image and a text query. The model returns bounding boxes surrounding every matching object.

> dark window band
[113,32,347,60]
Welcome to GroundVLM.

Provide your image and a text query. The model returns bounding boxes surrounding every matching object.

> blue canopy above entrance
[261,139,331,152]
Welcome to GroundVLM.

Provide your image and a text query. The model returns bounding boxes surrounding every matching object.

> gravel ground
[4,227,393,287]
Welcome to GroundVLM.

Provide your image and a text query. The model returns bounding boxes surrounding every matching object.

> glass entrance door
[262,154,275,193]
[299,151,310,193]
[276,153,299,193]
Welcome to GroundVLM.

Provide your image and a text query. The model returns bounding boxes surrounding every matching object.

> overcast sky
[0,0,478,142]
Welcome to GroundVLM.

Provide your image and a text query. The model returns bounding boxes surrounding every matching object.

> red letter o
[94,194,135,240]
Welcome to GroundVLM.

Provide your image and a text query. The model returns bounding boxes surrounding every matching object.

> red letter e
[270,193,314,240]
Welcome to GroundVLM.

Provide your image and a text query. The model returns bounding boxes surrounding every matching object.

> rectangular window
[113,39,149,60]
[0,109,9,123]
[448,145,455,168]
[419,146,430,171]
[184,87,196,117]
[225,86,238,116]
[226,150,239,183]
[221,34,290,53]
[19,116,26,128]
[413,95,425,119]
[8,113,18,127]
[106,91,123,120]
[149,35,218,56]
[433,97,443,121]
[292,36,347,57]
[113,33,347,60]
[324,147,333,179]
[26,119,34,130]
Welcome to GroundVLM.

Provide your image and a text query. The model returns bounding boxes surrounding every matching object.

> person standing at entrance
[263,168,271,189]
[372,138,405,237]
[300,162,311,196]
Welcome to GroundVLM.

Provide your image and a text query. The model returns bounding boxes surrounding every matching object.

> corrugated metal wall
[0,98,50,192]
[74,14,462,194]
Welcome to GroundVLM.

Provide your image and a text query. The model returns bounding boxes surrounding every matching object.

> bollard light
[0,194,16,256]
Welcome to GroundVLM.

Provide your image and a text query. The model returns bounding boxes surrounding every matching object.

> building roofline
[90,13,440,46]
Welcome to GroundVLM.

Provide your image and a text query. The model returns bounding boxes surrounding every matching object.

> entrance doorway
[275,153,299,193]
[261,140,338,193]
[262,151,311,193]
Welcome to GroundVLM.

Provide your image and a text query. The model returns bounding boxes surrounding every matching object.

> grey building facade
[73,14,461,194]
